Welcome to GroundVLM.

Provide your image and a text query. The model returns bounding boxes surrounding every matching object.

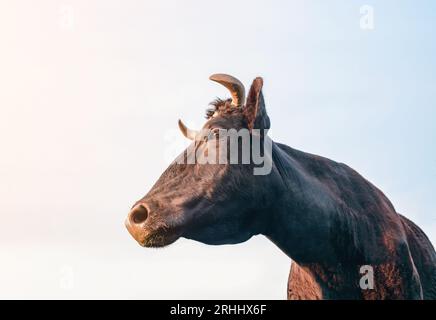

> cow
[125,74,436,299]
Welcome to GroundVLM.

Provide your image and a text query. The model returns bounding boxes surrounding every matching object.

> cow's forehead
[203,112,246,130]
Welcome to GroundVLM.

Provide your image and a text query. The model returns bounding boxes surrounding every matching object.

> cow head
[125,74,277,248]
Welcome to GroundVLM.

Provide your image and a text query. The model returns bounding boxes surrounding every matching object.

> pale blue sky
[0,0,434,298]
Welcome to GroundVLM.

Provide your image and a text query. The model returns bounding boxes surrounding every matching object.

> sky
[0,0,435,299]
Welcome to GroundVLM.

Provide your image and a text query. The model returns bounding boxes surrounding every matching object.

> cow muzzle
[125,204,149,246]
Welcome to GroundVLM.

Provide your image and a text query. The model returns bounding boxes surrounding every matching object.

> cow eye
[212,129,220,138]
[211,128,221,139]
[205,128,220,142]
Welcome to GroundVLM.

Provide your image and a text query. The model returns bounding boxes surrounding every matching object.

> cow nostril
[131,205,148,224]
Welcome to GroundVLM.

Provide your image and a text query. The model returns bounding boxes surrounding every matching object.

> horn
[178,119,198,140]
[209,74,245,107]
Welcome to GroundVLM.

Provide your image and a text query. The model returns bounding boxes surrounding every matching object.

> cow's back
[399,214,436,299]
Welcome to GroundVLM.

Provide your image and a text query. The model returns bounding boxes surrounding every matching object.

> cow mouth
[140,229,180,248]
[125,219,181,248]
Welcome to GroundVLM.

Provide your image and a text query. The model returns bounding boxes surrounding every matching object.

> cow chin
[125,219,181,248]
[141,230,180,248]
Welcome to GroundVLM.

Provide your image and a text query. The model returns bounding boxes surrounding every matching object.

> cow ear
[243,77,270,131]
